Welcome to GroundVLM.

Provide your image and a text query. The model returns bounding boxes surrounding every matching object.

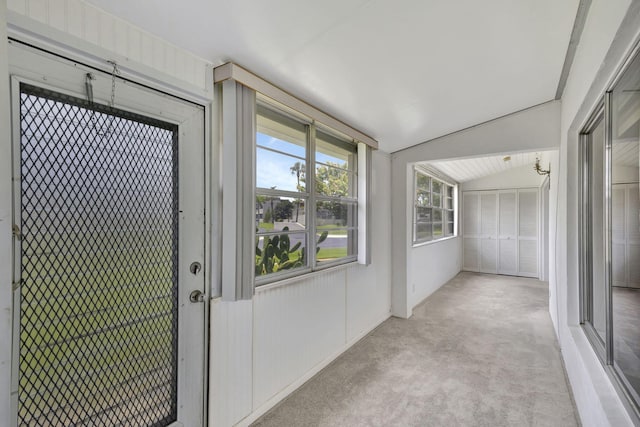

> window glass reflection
[612,51,640,402]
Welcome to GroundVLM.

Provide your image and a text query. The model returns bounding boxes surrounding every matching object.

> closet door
[628,184,640,288]
[518,189,538,277]
[498,191,518,275]
[612,184,626,287]
[463,192,480,271]
[479,192,498,273]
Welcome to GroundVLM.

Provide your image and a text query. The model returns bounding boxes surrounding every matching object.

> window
[214,63,374,297]
[413,168,456,244]
[580,48,640,417]
[255,102,358,284]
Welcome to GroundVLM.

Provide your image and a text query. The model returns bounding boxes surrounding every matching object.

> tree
[290,162,305,222]
[274,199,294,221]
[315,162,349,197]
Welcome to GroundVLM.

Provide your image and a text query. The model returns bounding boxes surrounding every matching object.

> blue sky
[256,133,345,191]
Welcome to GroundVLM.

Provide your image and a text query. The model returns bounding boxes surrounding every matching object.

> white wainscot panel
[209,300,253,427]
[253,270,347,407]
[346,263,391,343]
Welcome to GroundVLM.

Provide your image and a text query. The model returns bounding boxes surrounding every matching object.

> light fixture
[534,156,551,177]
[503,155,511,162]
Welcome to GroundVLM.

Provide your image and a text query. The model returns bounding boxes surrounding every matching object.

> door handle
[189,290,205,303]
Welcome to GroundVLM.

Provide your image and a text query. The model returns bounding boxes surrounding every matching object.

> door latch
[189,290,205,303]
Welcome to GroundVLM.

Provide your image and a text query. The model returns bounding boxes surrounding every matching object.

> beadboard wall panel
[252,269,347,407]
[209,300,253,427]
[7,0,210,90]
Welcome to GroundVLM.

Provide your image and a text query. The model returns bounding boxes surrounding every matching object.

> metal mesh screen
[17,83,179,426]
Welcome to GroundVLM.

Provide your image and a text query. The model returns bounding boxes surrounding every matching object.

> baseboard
[234,311,392,426]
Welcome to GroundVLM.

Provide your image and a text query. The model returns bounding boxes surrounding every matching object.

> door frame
[8,41,210,427]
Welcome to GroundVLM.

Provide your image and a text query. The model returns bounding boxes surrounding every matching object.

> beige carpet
[253,272,580,427]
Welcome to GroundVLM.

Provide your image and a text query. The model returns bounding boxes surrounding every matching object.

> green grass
[258,222,274,231]
[316,225,347,236]
[317,247,348,260]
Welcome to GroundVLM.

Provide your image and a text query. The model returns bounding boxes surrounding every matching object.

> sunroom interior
[1,0,640,426]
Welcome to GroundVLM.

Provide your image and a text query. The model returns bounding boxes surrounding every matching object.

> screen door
[10,45,206,427]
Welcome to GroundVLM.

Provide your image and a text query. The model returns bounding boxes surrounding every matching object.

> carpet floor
[252,272,580,427]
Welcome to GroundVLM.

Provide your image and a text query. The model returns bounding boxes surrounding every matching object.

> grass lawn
[317,247,348,260]
[258,222,274,231]
[316,225,347,236]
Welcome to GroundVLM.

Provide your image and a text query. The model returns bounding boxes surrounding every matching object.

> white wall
[461,164,547,191]
[554,0,639,425]
[211,150,392,427]
[391,101,561,319]
[0,1,13,426]
[408,238,462,308]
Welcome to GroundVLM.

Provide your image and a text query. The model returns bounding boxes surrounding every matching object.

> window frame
[412,167,457,245]
[578,43,640,421]
[254,99,360,286]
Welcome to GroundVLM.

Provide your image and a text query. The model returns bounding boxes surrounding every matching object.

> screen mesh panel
[18,83,179,426]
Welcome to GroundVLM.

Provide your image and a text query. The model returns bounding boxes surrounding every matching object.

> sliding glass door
[580,48,640,415]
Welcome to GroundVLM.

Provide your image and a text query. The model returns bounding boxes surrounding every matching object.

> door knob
[189,290,205,303]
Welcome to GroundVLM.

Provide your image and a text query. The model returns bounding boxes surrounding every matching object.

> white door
[10,44,206,426]
[479,192,498,273]
[498,191,518,275]
[463,192,480,270]
[517,189,538,277]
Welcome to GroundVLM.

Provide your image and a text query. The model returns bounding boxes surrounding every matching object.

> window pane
[315,163,355,197]
[316,229,356,263]
[316,200,356,227]
[432,192,441,208]
[257,105,306,155]
[417,173,430,190]
[316,131,355,170]
[447,210,454,222]
[257,105,307,192]
[433,209,442,222]
[256,195,306,229]
[415,222,431,241]
[255,231,307,277]
[432,180,442,195]
[433,222,443,238]
[447,186,454,198]
[446,222,454,236]
[611,53,640,402]
[416,190,430,206]
[315,131,356,198]
[416,207,432,222]
[257,147,306,192]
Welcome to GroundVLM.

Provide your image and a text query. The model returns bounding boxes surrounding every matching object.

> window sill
[254,259,359,294]
[411,235,458,248]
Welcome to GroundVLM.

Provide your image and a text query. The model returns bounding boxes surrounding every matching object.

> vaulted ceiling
[85,0,580,153]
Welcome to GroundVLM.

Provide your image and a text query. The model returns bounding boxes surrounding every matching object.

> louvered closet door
[612,185,627,287]
[479,192,498,274]
[463,193,480,271]
[498,191,518,275]
[518,189,538,277]
[628,184,640,288]
[612,183,640,288]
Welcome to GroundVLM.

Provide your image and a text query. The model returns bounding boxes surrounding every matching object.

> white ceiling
[85,0,580,153]
[426,150,556,183]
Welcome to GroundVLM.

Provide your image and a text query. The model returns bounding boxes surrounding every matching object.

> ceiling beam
[555,0,593,100]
